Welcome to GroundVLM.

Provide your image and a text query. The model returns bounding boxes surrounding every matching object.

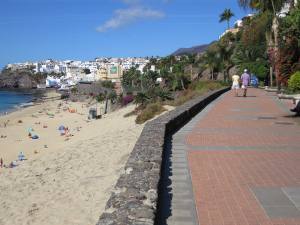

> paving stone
[171,174,189,182]
[170,158,187,163]
[252,188,295,206]
[263,206,300,218]
[172,163,188,169]
[171,152,186,157]
[172,198,194,207]
[283,187,300,208]
[167,218,197,225]
[171,168,189,175]
[171,209,194,218]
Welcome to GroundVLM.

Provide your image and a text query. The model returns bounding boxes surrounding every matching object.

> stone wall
[96,87,229,225]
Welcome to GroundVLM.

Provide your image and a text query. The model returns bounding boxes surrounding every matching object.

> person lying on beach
[9,161,18,168]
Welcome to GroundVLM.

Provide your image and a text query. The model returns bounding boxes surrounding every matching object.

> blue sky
[0,0,251,67]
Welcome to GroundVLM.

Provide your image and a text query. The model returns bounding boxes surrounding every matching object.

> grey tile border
[251,187,300,219]
[252,188,295,206]
[282,187,300,209]
[263,206,300,218]
[165,93,226,225]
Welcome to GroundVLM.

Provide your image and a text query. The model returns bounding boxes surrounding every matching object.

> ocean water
[0,90,34,114]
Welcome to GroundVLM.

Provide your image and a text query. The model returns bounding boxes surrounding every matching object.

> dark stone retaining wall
[96,87,229,225]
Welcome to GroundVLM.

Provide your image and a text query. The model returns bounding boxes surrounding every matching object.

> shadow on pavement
[155,135,173,225]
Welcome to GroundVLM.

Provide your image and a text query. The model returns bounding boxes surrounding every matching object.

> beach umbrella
[58,125,65,130]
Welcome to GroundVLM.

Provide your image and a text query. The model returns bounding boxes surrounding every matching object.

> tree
[134,92,150,107]
[230,12,271,80]
[203,45,222,80]
[101,80,115,89]
[278,3,300,82]
[172,62,189,90]
[83,68,91,74]
[237,0,286,88]
[122,67,141,89]
[219,8,235,30]
[108,90,117,104]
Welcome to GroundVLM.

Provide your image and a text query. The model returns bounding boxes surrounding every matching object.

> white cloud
[97,7,165,32]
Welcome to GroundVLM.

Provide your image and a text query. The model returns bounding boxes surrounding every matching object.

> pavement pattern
[167,88,300,225]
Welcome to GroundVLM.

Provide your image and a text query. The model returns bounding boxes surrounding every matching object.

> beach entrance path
[161,88,300,225]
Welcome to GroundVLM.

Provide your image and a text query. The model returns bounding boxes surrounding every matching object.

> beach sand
[0,96,145,225]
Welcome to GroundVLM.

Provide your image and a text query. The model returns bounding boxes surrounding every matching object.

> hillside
[171,43,212,56]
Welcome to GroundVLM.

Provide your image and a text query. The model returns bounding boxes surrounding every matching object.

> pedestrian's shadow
[236,95,257,97]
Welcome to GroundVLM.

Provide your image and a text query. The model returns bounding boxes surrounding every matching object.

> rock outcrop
[0,69,45,89]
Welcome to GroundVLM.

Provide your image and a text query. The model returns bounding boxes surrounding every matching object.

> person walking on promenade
[231,74,240,97]
[241,69,251,97]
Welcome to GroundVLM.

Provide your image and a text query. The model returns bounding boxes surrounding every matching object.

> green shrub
[136,102,166,124]
[108,91,117,103]
[288,71,300,93]
[101,80,115,89]
[96,93,105,103]
[190,80,226,92]
[167,81,227,106]
[168,89,197,106]
[71,87,78,93]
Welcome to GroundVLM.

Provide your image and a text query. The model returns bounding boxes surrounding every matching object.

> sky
[0,0,251,67]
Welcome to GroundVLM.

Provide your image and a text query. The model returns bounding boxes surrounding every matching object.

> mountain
[171,43,212,56]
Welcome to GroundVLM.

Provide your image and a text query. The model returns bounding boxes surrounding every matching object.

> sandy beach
[0,94,145,225]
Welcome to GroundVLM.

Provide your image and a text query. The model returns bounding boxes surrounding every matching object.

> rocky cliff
[0,69,46,89]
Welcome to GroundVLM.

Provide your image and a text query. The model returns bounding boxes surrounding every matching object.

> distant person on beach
[231,74,240,97]
[9,161,17,168]
[0,158,3,168]
[241,69,251,97]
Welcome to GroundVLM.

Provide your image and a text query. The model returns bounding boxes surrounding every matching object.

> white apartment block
[5,57,151,87]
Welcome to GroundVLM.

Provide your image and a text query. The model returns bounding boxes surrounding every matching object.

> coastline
[0,88,58,116]
[0,94,145,225]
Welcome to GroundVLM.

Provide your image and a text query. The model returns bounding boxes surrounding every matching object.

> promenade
[164,88,300,225]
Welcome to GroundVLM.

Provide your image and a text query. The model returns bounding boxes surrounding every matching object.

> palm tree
[238,0,286,13]
[203,49,221,80]
[218,43,234,82]
[219,8,235,30]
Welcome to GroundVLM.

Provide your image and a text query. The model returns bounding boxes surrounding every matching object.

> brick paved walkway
[186,89,300,225]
